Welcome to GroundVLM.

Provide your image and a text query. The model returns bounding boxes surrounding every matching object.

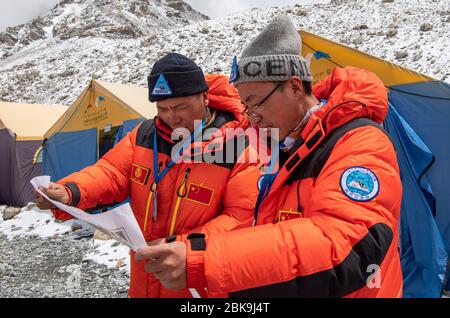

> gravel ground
[0,232,130,298]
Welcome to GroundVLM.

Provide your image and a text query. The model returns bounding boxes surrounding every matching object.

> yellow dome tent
[43,80,157,182]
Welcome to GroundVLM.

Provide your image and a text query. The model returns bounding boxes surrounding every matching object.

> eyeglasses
[242,81,285,118]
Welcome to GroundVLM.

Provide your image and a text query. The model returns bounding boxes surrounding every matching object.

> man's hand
[34,182,70,210]
[135,242,187,291]
[147,238,167,246]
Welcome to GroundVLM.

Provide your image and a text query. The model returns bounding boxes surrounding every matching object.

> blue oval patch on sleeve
[340,166,380,202]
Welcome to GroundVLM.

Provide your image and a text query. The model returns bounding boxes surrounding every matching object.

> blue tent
[385,82,450,296]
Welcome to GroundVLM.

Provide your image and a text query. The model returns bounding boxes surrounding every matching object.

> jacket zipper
[143,190,153,232]
[169,168,191,235]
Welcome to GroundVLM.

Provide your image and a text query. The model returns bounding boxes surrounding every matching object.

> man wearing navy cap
[35,53,261,298]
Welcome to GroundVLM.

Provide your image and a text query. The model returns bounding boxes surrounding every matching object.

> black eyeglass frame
[242,81,285,117]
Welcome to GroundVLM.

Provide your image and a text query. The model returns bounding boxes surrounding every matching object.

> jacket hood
[303,66,388,139]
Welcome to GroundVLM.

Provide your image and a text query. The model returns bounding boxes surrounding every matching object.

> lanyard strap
[253,149,280,225]
[153,118,206,187]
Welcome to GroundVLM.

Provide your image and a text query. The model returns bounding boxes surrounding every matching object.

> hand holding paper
[136,241,187,291]
[31,176,147,251]
[34,182,69,210]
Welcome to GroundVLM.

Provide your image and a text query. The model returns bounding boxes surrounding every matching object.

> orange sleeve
[54,126,138,212]
[186,126,402,297]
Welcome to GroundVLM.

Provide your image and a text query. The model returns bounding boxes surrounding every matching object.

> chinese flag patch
[186,183,214,206]
[278,209,303,222]
[131,164,150,185]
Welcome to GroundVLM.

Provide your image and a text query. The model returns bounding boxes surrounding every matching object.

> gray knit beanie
[230,15,313,85]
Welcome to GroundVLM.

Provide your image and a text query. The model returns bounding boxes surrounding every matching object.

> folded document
[31,176,147,251]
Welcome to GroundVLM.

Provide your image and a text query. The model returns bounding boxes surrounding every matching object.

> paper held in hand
[31,176,147,251]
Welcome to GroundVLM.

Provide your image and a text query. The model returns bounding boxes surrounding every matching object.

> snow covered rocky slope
[0,0,448,107]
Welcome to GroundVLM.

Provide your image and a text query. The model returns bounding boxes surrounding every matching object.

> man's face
[236,80,305,140]
[156,93,207,133]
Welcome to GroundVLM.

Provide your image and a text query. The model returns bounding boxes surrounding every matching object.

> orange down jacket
[51,74,261,298]
[185,67,403,298]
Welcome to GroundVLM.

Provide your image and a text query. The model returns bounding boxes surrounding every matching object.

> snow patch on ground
[84,239,130,273]
[64,264,82,291]
[0,206,72,239]
[0,205,130,275]
[0,206,6,221]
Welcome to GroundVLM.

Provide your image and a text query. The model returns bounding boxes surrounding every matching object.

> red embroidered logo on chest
[278,209,303,222]
[131,164,151,185]
[185,183,214,206]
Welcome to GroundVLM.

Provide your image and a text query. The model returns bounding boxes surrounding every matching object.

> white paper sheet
[31,176,147,251]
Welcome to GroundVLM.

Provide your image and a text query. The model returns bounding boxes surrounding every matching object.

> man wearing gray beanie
[231,15,313,85]
[137,15,402,299]
[230,15,319,141]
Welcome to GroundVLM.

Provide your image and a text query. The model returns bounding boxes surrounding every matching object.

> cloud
[185,0,247,18]
[185,0,328,18]
[0,0,59,31]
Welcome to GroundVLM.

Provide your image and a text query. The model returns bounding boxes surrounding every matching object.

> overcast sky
[0,0,327,31]
[0,0,60,31]
[185,0,325,18]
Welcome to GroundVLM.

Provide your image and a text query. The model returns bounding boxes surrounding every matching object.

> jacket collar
[266,66,388,197]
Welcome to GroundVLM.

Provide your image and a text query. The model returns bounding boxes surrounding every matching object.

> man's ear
[287,76,304,96]
[202,92,209,106]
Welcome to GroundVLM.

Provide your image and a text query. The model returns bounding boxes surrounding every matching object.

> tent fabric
[43,129,98,182]
[112,119,145,146]
[44,84,92,138]
[0,103,66,206]
[0,102,67,140]
[388,81,450,293]
[0,129,42,206]
[95,80,156,119]
[123,118,145,135]
[44,80,156,138]
[384,105,448,297]
[15,140,43,205]
[300,30,432,87]
[43,81,156,183]
[389,82,450,221]
[43,121,145,182]
[0,129,21,206]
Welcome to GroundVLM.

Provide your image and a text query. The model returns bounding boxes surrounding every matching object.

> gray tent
[0,102,66,206]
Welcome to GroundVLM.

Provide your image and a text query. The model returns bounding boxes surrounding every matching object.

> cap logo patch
[152,74,173,96]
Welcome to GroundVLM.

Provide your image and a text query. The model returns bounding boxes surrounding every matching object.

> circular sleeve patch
[340,167,380,202]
